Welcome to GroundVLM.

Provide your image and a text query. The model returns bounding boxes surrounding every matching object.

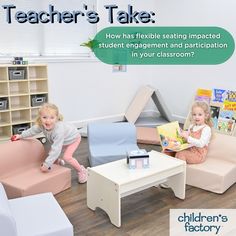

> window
[0,0,97,58]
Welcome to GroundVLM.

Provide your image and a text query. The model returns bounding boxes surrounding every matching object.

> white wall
[47,61,156,126]
[47,0,236,126]
[151,0,236,120]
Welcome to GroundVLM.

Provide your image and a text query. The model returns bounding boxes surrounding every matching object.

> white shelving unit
[0,64,48,142]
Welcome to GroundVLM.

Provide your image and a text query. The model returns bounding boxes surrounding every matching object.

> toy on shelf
[127,149,149,169]
[12,56,28,65]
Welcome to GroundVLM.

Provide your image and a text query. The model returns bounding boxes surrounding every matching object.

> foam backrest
[207,133,236,163]
[0,183,17,236]
[0,139,45,178]
[125,85,155,123]
[88,122,137,145]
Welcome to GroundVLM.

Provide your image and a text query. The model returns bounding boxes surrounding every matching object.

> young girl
[175,101,213,164]
[12,103,87,183]
[160,101,212,189]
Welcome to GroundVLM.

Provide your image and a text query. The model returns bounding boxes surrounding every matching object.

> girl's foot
[159,183,170,189]
[78,165,88,183]
[55,158,65,166]
[40,163,51,172]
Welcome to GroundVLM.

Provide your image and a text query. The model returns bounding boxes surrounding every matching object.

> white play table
[87,150,186,227]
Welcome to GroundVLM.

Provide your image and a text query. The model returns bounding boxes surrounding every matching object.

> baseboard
[139,110,186,124]
[70,110,186,129]
[70,113,126,128]
[171,114,186,124]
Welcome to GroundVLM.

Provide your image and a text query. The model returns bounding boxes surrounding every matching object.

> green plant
[80,38,98,52]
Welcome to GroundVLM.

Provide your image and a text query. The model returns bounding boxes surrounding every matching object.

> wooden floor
[54,138,236,236]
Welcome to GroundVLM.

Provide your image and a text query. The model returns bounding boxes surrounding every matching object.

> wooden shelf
[0,64,48,141]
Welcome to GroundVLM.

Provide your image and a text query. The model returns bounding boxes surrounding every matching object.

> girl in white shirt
[175,101,213,164]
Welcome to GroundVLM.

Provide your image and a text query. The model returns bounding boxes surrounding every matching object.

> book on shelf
[157,121,192,152]
[210,105,220,129]
[195,88,212,104]
[219,109,236,119]
[217,118,235,135]
[184,88,236,137]
[212,88,227,103]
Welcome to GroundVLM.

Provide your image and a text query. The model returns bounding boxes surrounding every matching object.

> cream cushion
[186,133,236,194]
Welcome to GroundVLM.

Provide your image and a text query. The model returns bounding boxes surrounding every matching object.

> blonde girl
[12,103,87,183]
[175,101,213,164]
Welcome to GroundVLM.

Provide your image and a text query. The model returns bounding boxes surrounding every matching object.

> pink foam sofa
[0,139,71,199]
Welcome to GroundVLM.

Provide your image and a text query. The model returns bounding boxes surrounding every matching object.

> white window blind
[0,0,96,58]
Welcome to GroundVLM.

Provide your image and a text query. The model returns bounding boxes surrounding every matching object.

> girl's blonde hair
[35,103,63,126]
[191,101,213,128]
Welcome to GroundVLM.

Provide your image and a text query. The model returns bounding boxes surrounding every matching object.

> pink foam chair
[0,139,71,198]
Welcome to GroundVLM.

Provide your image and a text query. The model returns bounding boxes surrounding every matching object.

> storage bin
[0,98,8,110]
[12,124,30,135]
[31,94,47,107]
[9,69,25,80]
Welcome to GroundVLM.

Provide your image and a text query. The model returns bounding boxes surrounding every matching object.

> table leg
[167,170,186,199]
[87,169,121,227]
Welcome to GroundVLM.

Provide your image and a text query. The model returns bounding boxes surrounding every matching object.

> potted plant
[80,38,98,52]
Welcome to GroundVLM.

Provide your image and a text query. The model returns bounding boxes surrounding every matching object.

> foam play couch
[0,139,71,199]
[0,183,73,236]
[186,133,236,194]
[88,122,139,167]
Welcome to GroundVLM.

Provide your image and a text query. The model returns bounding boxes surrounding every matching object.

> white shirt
[187,124,211,148]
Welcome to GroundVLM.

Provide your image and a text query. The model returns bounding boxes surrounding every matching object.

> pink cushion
[0,139,71,198]
[136,127,160,145]
[2,165,71,199]
[0,139,45,178]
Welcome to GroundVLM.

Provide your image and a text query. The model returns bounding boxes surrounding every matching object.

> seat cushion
[9,192,73,236]
[90,144,139,157]
[186,158,236,194]
[89,144,139,166]
[2,165,71,199]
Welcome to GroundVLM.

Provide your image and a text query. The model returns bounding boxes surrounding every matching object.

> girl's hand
[40,163,51,172]
[179,130,189,140]
[11,134,21,141]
